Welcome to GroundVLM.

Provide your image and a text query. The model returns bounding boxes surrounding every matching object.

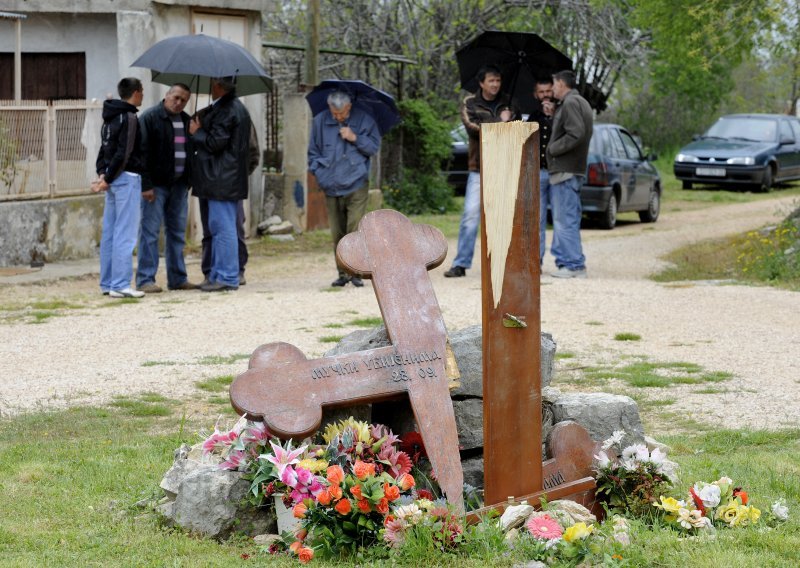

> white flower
[771,499,789,521]
[694,482,721,509]
[594,452,611,468]
[677,508,711,530]
[602,430,626,450]
[622,444,649,463]
[649,447,666,465]
[394,504,423,523]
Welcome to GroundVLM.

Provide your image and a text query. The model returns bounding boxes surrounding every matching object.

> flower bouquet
[593,431,673,516]
[654,476,761,532]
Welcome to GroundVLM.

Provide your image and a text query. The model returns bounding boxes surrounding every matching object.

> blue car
[674,113,800,192]
[580,123,661,230]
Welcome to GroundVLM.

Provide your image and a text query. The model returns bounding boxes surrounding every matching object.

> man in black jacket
[189,77,253,292]
[136,83,198,293]
[527,77,556,266]
[94,77,146,298]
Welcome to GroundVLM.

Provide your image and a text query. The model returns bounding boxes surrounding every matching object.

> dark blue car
[580,123,661,230]
[674,113,800,192]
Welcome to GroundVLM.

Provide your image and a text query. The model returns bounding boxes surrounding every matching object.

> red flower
[417,489,435,501]
[350,484,363,499]
[689,487,706,515]
[734,488,749,505]
[240,553,251,560]
[400,431,427,462]
[384,514,396,526]
[397,473,416,491]
[335,498,352,515]
[357,499,371,513]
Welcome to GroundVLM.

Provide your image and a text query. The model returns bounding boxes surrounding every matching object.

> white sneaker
[109,287,145,298]
[551,267,587,279]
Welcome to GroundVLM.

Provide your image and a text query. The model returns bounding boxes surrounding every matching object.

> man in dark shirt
[527,77,556,266]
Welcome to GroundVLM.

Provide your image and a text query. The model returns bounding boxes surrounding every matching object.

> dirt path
[2,195,798,431]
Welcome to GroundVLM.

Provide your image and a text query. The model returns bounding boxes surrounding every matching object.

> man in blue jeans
[545,70,593,278]
[527,77,556,266]
[136,83,198,292]
[444,65,518,278]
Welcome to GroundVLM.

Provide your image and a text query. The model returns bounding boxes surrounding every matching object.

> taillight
[586,162,608,186]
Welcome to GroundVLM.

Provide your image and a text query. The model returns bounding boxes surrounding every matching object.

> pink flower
[383,518,407,548]
[281,465,299,488]
[261,441,307,478]
[220,449,247,470]
[242,421,271,443]
[526,514,563,540]
[202,429,238,455]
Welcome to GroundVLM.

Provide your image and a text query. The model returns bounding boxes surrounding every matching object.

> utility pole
[304,0,320,88]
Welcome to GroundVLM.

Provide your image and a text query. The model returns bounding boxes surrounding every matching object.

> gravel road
[2,195,798,432]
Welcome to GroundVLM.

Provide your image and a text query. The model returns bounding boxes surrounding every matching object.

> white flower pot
[274,495,301,534]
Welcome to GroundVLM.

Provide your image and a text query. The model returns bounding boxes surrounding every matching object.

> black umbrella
[130,34,273,96]
[455,31,572,115]
[305,80,400,136]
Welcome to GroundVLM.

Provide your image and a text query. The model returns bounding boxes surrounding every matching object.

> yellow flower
[654,496,684,515]
[296,458,328,473]
[717,501,739,524]
[563,522,593,542]
[748,506,761,524]
[321,417,371,444]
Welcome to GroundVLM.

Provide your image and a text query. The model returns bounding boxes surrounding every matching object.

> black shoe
[351,277,364,287]
[200,282,239,292]
[444,266,466,278]
[238,272,246,285]
[331,276,350,287]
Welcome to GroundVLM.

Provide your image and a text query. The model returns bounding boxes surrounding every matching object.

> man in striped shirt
[136,83,198,292]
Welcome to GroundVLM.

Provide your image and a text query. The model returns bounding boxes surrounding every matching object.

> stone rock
[461,456,484,489]
[157,449,276,539]
[453,399,483,450]
[548,499,596,525]
[551,392,644,444]
[267,220,294,235]
[512,562,547,568]
[500,503,534,531]
[324,326,390,356]
[268,234,294,242]
[256,215,282,234]
[645,435,670,455]
[504,527,520,542]
[527,508,575,529]
[253,533,282,547]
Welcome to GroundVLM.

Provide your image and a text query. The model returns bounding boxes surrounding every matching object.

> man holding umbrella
[188,76,254,292]
[444,65,519,278]
[308,90,381,287]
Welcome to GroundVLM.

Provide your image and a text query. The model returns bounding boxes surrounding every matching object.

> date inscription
[310,350,442,381]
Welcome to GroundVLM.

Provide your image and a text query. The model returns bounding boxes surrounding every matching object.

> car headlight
[675,153,699,163]
[726,156,755,165]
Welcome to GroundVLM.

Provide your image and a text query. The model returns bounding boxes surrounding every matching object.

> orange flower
[350,484,363,499]
[316,488,332,506]
[383,483,401,502]
[734,489,749,505]
[326,465,345,486]
[295,528,308,540]
[357,499,371,513]
[297,547,314,564]
[289,541,302,553]
[353,460,376,480]
[384,514,396,526]
[376,498,389,514]
[397,473,415,491]
[292,502,307,519]
[328,485,343,500]
[335,498,352,515]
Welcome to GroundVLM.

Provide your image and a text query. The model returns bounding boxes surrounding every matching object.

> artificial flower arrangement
[593,430,673,516]
[202,416,456,563]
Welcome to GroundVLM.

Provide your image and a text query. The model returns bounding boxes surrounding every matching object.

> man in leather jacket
[189,77,253,292]
[136,83,197,293]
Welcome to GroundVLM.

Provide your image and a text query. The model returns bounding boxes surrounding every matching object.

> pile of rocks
[256,215,295,241]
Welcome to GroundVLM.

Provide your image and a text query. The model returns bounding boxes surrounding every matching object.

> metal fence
[0,99,102,201]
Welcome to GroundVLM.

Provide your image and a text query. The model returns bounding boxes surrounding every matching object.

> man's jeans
[539,169,551,263]
[200,199,248,277]
[100,172,141,292]
[452,171,481,269]
[136,181,189,289]
[550,175,586,270]
[206,199,240,287]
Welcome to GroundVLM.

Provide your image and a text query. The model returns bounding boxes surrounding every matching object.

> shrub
[382,99,453,215]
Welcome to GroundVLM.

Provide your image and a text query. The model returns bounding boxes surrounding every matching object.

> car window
[618,130,643,160]
[706,117,777,142]
[589,129,605,153]
[606,128,627,159]
[779,120,794,143]
[791,120,800,142]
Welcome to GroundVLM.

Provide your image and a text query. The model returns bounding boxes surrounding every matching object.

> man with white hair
[308,90,381,287]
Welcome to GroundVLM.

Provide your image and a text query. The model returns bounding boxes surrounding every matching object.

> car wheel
[756,166,773,193]
[639,189,660,223]
[682,180,693,190]
[597,191,618,230]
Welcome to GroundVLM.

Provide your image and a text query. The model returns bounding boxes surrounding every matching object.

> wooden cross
[474,121,596,517]
[230,209,465,513]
